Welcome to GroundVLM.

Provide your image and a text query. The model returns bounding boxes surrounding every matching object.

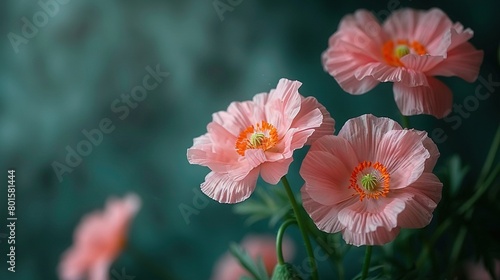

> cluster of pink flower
[56,7,486,280]
[187,7,483,280]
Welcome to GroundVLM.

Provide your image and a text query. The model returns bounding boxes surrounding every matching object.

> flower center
[349,161,390,201]
[235,121,278,156]
[382,39,427,67]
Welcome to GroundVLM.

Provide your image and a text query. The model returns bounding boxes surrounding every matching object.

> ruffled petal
[376,129,430,189]
[300,135,358,205]
[322,10,387,94]
[396,173,443,228]
[266,79,302,135]
[428,25,474,56]
[293,96,335,145]
[301,187,356,233]
[259,157,293,185]
[187,122,239,172]
[322,45,380,94]
[393,77,452,118]
[337,114,402,162]
[201,170,259,204]
[354,62,429,86]
[337,198,405,234]
[427,42,483,82]
[400,54,444,73]
[383,8,452,48]
[342,226,400,246]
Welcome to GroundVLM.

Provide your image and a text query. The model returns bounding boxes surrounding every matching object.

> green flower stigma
[361,173,378,191]
[250,132,266,147]
[394,44,410,58]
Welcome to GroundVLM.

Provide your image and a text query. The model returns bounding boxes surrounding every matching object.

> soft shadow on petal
[259,157,293,185]
[427,42,484,82]
[393,77,452,118]
[342,226,400,246]
[301,188,355,233]
[337,114,402,161]
[396,173,443,228]
[376,129,430,189]
[300,136,357,205]
[201,170,259,204]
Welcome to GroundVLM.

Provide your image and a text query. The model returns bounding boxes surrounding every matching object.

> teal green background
[0,0,499,279]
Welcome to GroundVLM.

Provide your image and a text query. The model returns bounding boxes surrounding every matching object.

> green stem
[417,126,499,268]
[361,246,373,280]
[276,219,297,265]
[401,115,410,129]
[449,210,474,269]
[281,176,318,280]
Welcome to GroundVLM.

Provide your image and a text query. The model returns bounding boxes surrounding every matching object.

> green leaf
[229,242,270,280]
[233,187,291,227]
[447,154,470,196]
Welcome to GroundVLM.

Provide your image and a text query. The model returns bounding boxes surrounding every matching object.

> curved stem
[281,176,318,280]
[276,219,297,265]
[401,115,410,129]
[361,246,373,280]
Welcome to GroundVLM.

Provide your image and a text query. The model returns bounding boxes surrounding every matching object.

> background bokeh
[1,0,499,279]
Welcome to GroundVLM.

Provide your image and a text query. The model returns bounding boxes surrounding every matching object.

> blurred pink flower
[461,259,500,280]
[322,8,483,118]
[187,78,335,203]
[300,114,442,246]
[58,193,141,280]
[211,235,295,280]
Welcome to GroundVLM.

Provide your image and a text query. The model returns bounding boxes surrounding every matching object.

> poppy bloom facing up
[211,235,295,280]
[187,78,335,203]
[322,8,483,118]
[58,194,141,280]
[301,114,442,246]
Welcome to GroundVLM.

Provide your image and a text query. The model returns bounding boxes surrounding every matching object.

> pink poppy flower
[322,8,483,118]
[211,235,295,280]
[58,194,141,280]
[187,78,335,203]
[300,114,442,246]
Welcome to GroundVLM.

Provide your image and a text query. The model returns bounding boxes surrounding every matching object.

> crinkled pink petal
[336,9,388,55]
[300,135,358,205]
[259,157,294,184]
[337,114,402,161]
[296,97,336,145]
[322,9,387,94]
[265,79,302,135]
[429,24,474,57]
[383,8,452,48]
[393,77,453,118]
[342,226,400,246]
[187,122,238,172]
[301,188,356,233]
[337,198,405,234]
[399,54,444,73]
[201,170,259,204]
[322,44,380,95]
[354,62,429,86]
[427,42,484,82]
[396,173,443,228]
[376,129,430,189]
